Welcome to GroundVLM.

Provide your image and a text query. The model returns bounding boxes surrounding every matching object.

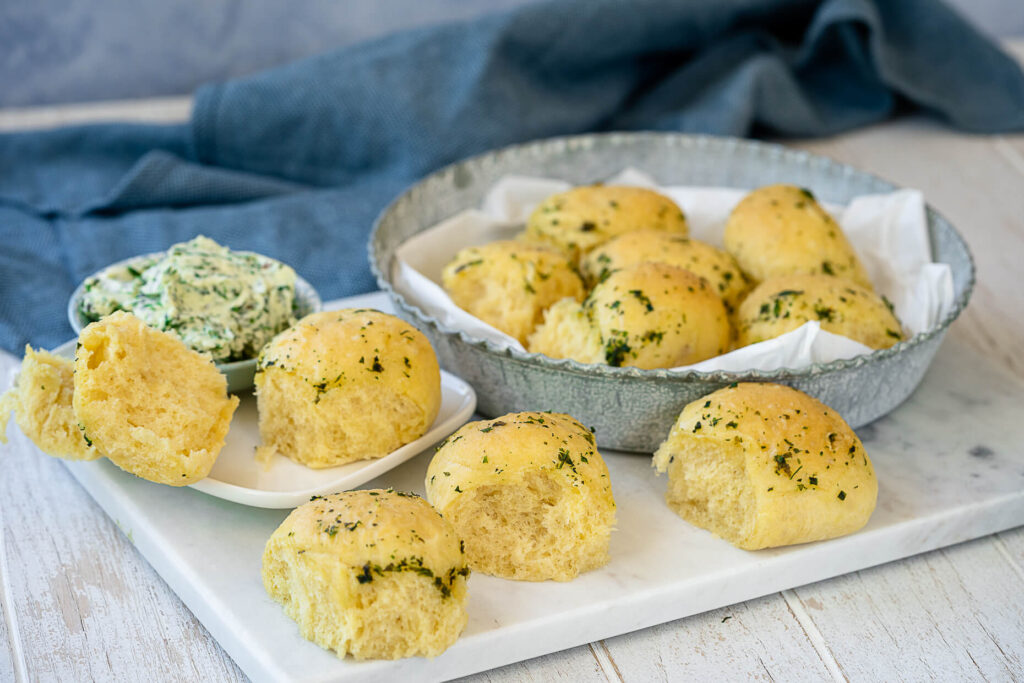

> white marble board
[14,292,1024,683]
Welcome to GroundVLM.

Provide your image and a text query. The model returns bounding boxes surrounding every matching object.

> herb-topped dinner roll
[0,347,100,461]
[441,240,585,345]
[580,230,751,312]
[523,185,688,263]
[73,311,238,485]
[426,412,616,581]
[736,274,904,349]
[653,383,877,550]
[528,262,731,369]
[255,309,440,468]
[724,184,873,289]
[263,489,470,660]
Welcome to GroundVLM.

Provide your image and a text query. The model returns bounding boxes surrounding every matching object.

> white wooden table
[2,42,1024,683]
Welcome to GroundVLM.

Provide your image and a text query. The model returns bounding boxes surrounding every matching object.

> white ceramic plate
[52,293,477,508]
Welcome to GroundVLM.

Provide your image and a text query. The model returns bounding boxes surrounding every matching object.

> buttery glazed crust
[523,185,688,262]
[442,240,584,344]
[653,382,877,550]
[255,309,440,468]
[581,230,750,312]
[529,262,732,369]
[262,489,469,660]
[736,274,903,349]
[426,411,616,581]
[724,184,873,288]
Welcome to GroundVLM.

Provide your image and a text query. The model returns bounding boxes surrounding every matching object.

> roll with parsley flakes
[426,411,616,581]
[580,230,750,313]
[736,274,904,349]
[262,489,470,660]
[255,309,441,468]
[522,184,689,263]
[653,383,877,550]
[528,262,732,369]
[723,184,873,289]
[441,240,584,345]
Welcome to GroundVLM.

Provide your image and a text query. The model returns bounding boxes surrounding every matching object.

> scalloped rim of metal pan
[369,131,975,383]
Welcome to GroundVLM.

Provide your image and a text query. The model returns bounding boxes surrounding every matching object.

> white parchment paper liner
[394,169,954,373]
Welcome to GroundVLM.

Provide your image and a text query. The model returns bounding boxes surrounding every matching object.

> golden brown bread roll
[653,382,877,550]
[425,412,616,581]
[736,274,904,349]
[441,240,585,344]
[0,346,99,461]
[73,312,238,485]
[528,262,732,369]
[523,185,688,263]
[263,489,470,660]
[580,230,751,312]
[724,184,873,289]
[255,309,441,468]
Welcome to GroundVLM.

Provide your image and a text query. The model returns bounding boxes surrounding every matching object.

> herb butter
[79,236,298,361]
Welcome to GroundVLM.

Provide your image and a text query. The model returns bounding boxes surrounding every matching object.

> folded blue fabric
[2,0,1022,352]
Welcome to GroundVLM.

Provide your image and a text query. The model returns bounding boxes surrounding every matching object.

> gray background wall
[1,0,1021,108]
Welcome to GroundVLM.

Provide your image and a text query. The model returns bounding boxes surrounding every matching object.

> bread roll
[724,184,872,288]
[653,383,877,550]
[581,230,751,311]
[528,262,731,369]
[263,489,469,660]
[73,312,238,485]
[426,412,615,581]
[0,347,99,460]
[255,309,440,468]
[441,240,584,344]
[523,185,688,262]
[736,274,903,349]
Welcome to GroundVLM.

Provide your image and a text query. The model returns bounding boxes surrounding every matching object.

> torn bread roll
[426,411,615,581]
[263,489,470,660]
[73,311,238,485]
[653,382,877,550]
[442,240,584,345]
[0,346,100,461]
[255,309,441,468]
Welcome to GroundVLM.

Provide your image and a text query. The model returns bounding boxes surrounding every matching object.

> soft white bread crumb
[262,489,469,660]
[255,309,441,468]
[426,411,616,581]
[523,297,604,364]
[73,311,238,485]
[0,346,99,460]
[653,382,877,550]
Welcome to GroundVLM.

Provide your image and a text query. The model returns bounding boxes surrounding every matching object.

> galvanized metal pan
[370,133,974,452]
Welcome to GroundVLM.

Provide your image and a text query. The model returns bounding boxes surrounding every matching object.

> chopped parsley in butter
[79,236,298,361]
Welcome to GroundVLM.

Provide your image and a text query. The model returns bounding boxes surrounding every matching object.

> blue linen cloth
[2,0,1023,352]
